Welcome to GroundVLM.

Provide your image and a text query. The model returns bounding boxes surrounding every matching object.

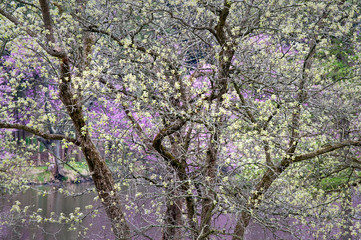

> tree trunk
[339,118,352,240]
[51,140,64,180]
[232,211,251,240]
[82,137,131,239]
[340,187,353,240]
[199,144,217,240]
[58,57,130,239]
[41,139,64,180]
[232,169,275,240]
[163,195,183,240]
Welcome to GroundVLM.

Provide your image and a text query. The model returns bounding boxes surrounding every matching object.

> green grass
[64,161,88,171]
[25,162,90,183]
[31,166,48,171]
[27,167,53,183]
[320,176,349,191]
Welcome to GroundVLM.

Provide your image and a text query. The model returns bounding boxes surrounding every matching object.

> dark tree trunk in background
[232,211,251,240]
[163,195,183,240]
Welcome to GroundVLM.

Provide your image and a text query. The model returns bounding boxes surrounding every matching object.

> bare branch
[15,0,41,10]
[87,27,158,59]
[0,122,79,145]
[38,0,66,58]
[293,140,361,163]
[38,0,55,43]
[0,6,65,58]
[152,120,186,169]
[214,0,231,45]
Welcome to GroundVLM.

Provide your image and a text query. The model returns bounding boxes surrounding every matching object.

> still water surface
[0,183,297,240]
[0,183,115,240]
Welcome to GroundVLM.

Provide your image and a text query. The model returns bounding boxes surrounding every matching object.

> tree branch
[214,0,231,45]
[38,0,55,43]
[0,122,79,145]
[15,0,41,11]
[152,120,186,169]
[38,0,66,58]
[0,6,65,58]
[293,140,361,163]
[87,27,158,59]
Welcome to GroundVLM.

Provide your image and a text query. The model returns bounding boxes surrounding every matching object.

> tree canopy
[1,0,361,239]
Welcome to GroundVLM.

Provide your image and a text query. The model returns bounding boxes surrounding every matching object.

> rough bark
[152,120,199,237]
[199,132,218,240]
[51,140,64,180]
[232,211,251,240]
[58,57,130,239]
[163,195,183,240]
[340,187,353,240]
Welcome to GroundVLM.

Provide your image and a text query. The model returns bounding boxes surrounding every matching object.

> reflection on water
[0,183,114,240]
[0,183,307,240]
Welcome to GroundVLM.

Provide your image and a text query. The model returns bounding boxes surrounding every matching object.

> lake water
[0,183,115,240]
[0,183,355,240]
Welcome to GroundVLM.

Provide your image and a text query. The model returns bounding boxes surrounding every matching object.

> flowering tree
[1,0,361,239]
